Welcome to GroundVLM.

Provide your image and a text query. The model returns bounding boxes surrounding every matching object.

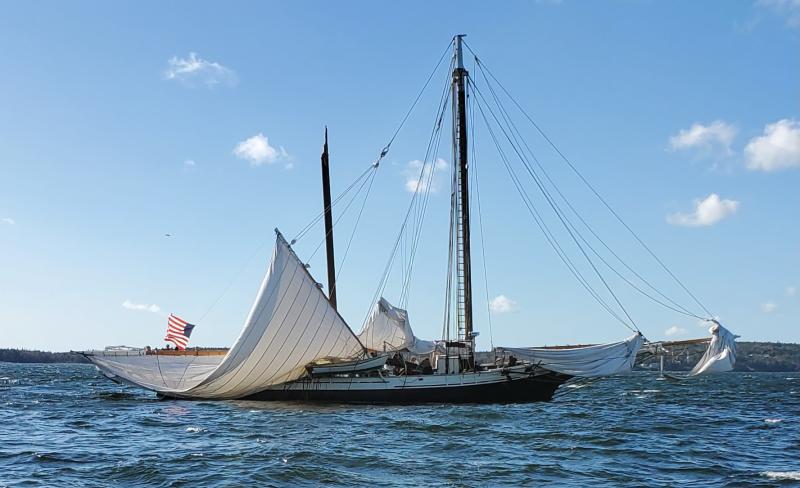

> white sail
[497,333,645,378]
[358,298,438,355]
[688,322,737,376]
[87,233,365,399]
[87,349,224,391]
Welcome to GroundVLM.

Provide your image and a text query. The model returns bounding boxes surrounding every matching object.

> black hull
[240,372,571,404]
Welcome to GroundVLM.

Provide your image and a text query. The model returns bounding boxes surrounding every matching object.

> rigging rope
[291,41,454,247]
[332,169,378,292]
[465,44,714,319]
[292,164,376,243]
[442,154,458,343]
[306,164,378,262]
[473,65,702,320]
[196,160,377,326]
[471,81,641,332]
[360,50,456,333]
[475,73,706,323]
[378,40,454,165]
[471,81,638,332]
[197,237,273,323]
[468,71,495,350]
[399,76,451,306]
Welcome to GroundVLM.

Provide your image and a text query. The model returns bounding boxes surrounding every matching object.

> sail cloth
[497,333,645,378]
[87,233,366,399]
[689,322,737,376]
[88,351,224,391]
[358,298,439,355]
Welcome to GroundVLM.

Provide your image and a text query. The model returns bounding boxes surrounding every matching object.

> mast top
[320,126,336,310]
[454,35,466,70]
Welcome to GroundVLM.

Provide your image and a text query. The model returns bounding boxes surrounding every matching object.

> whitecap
[185,426,205,433]
[762,471,800,481]
[764,418,782,424]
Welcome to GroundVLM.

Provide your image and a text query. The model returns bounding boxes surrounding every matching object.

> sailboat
[81,36,735,403]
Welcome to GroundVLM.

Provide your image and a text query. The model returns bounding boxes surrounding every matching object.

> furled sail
[358,298,438,355]
[688,322,737,376]
[87,233,366,399]
[496,333,645,378]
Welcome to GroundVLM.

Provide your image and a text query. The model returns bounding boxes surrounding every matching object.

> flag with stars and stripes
[165,314,196,350]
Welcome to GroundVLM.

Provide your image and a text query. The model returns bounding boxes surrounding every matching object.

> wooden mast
[321,127,337,309]
[453,35,474,361]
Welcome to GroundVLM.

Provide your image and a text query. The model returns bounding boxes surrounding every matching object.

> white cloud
[761,301,777,313]
[404,158,448,193]
[1,217,15,225]
[758,0,800,27]
[163,52,237,87]
[787,286,797,297]
[665,325,687,337]
[184,159,196,167]
[744,119,800,172]
[489,295,517,314]
[667,193,740,227]
[122,300,161,314]
[669,121,737,156]
[233,133,289,166]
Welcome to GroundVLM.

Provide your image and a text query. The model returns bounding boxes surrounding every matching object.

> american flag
[165,314,196,350]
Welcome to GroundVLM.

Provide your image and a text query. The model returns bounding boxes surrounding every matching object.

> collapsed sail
[497,333,645,378]
[688,322,737,376]
[87,233,365,399]
[358,298,439,355]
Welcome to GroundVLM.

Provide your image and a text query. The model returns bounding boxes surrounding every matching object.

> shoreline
[2,342,799,372]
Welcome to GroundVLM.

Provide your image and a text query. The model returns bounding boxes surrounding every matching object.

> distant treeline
[0,349,89,364]
[636,341,800,373]
[479,341,800,373]
[735,342,800,372]
[722,342,798,372]
[2,342,799,371]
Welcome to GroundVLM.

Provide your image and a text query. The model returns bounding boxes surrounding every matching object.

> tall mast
[320,127,337,309]
[452,35,473,351]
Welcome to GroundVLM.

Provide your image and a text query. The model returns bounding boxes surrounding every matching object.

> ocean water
[1,364,798,487]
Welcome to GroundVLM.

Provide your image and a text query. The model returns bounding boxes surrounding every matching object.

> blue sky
[1,1,798,351]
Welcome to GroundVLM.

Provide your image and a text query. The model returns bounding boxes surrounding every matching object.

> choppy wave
[762,471,800,481]
[0,364,798,487]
